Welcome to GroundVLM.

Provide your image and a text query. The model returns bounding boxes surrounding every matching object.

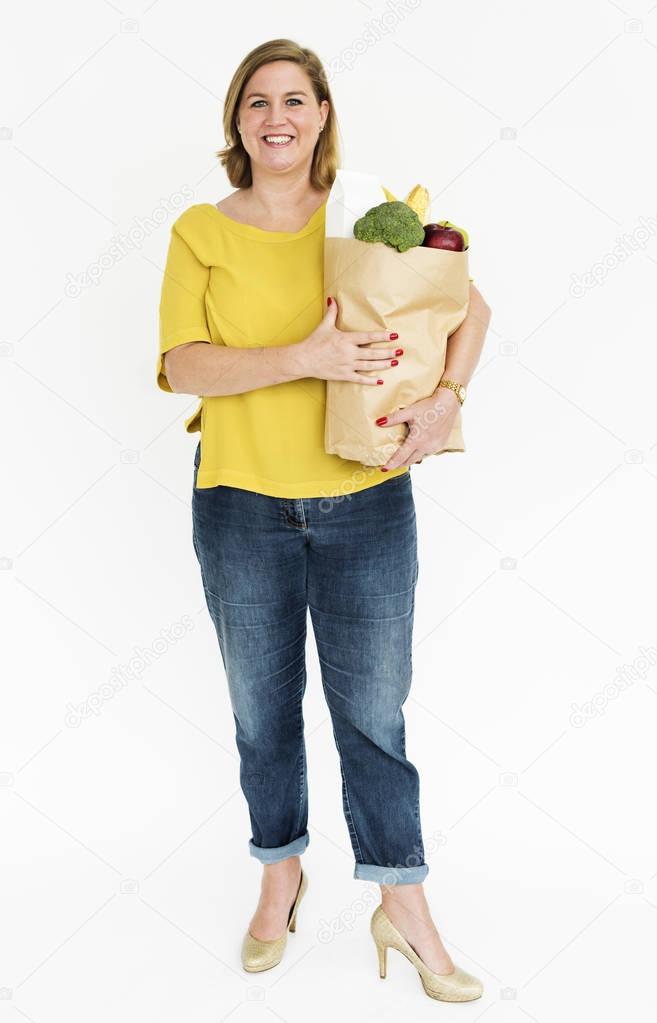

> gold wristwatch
[437,378,467,405]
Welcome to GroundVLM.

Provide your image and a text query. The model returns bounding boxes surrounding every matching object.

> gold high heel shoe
[370,904,483,1002]
[241,867,308,972]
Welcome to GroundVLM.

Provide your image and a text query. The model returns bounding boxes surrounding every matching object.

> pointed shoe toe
[421,964,484,1002]
[241,929,289,973]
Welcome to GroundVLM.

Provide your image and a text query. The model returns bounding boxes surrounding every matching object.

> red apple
[422,223,465,251]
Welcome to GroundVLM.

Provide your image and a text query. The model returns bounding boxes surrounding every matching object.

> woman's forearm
[437,284,492,391]
[164,339,310,397]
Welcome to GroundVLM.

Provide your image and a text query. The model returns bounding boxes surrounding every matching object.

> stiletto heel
[376,938,387,979]
[241,867,307,972]
[370,904,483,1002]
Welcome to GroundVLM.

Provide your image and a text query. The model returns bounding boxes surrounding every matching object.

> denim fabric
[191,441,428,885]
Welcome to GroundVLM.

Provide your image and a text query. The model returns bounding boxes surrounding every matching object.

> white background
[2,0,657,1019]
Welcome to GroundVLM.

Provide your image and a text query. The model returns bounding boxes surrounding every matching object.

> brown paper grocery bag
[323,237,470,465]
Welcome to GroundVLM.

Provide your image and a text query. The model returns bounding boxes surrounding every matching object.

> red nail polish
[327,297,332,306]
[395,348,403,356]
[376,416,388,425]
[380,467,388,472]
[376,379,384,385]
[391,359,399,367]
[389,332,398,340]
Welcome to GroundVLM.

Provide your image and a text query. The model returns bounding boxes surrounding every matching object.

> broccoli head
[353,200,425,252]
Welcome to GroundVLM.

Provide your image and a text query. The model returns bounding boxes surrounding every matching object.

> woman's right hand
[298,297,403,384]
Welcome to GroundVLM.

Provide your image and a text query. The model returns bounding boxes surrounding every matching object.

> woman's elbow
[470,283,492,321]
[162,350,183,392]
[163,343,200,393]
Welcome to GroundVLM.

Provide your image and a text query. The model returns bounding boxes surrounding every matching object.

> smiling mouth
[262,134,295,146]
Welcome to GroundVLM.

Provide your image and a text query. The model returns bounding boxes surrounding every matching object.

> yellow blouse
[156,193,473,498]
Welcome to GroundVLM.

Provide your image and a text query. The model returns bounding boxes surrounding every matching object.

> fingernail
[376,378,384,385]
[380,467,389,472]
[391,359,399,367]
[389,332,398,340]
[376,416,388,425]
[395,348,404,356]
[327,297,332,306]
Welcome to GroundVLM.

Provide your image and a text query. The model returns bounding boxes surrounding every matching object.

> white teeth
[264,135,293,144]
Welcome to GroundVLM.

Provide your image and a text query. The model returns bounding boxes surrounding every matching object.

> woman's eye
[250,98,302,106]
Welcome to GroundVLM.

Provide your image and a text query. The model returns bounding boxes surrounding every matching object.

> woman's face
[236,60,329,178]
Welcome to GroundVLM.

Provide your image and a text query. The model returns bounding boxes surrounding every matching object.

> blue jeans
[191,442,428,885]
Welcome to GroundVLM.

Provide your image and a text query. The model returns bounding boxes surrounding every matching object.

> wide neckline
[203,197,328,241]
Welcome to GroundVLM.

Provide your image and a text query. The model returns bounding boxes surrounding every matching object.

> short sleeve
[157,219,213,392]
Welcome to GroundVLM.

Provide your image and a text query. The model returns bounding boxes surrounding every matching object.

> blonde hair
[216,38,340,191]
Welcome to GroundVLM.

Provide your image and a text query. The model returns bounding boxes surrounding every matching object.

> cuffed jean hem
[353,862,429,885]
[248,831,309,865]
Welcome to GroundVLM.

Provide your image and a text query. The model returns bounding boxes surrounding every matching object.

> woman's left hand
[377,387,461,471]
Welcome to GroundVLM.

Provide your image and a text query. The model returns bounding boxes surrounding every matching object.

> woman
[157,38,491,1002]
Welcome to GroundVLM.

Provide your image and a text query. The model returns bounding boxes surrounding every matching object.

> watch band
[437,378,466,405]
